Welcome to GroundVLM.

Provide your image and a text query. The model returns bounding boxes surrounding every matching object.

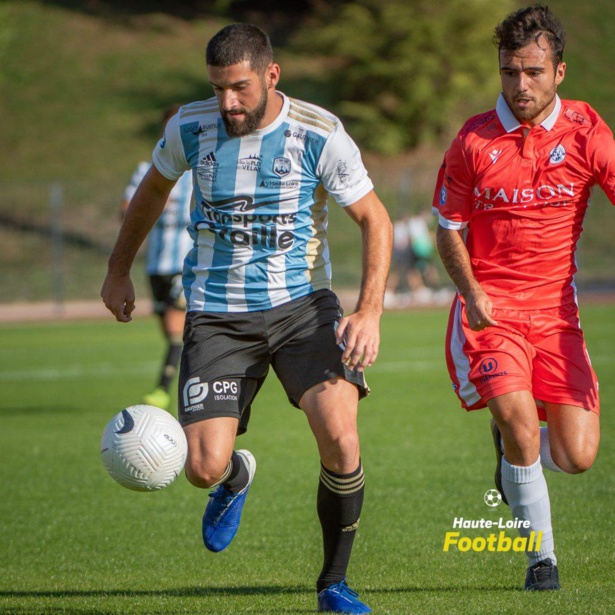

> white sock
[501,456,556,566]
[539,427,564,473]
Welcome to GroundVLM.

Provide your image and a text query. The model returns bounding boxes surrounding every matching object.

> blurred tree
[292,0,514,154]
[0,4,11,86]
[39,0,313,42]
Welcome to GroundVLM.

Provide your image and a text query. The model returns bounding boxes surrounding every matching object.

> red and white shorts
[445,296,600,420]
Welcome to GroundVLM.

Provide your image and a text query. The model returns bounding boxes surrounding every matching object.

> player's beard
[222,81,268,138]
[507,82,558,123]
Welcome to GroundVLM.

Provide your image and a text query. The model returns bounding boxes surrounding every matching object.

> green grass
[1,305,614,614]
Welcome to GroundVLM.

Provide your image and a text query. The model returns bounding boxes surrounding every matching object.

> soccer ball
[101,405,188,492]
[484,489,503,507]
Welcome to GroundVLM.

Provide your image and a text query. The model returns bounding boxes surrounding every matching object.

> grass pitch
[1,305,614,614]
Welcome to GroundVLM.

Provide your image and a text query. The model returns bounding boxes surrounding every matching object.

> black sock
[316,461,365,592]
[222,451,250,494]
[158,339,182,391]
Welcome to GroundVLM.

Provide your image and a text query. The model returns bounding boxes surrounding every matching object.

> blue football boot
[202,449,256,552]
[317,580,371,614]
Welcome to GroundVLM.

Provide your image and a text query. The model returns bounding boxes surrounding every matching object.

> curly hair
[494,4,566,67]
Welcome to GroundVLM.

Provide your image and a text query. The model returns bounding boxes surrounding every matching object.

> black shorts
[149,274,186,315]
[178,289,369,433]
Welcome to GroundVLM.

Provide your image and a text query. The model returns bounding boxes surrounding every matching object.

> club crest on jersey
[273,157,291,177]
[549,145,566,165]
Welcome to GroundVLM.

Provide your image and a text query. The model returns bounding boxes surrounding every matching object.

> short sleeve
[431,156,447,217]
[316,122,373,207]
[151,112,190,181]
[437,134,475,230]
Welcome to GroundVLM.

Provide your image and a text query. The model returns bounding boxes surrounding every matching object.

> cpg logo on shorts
[443,489,542,554]
[212,379,239,402]
[183,377,209,413]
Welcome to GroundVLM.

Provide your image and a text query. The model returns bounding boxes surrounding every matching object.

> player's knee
[552,448,597,474]
[321,432,360,474]
[501,424,540,464]
[184,455,228,488]
[550,428,599,474]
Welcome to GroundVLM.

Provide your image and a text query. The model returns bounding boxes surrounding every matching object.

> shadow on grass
[0,584,522,599]
[0,586,309,598]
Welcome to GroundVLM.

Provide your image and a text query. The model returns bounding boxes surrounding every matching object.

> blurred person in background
[386,210,441,307]
[121,104,193,410]
[434,4,615,591]
[407,210,440,290]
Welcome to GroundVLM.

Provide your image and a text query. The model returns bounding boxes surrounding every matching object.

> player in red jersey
[434,5,615,590]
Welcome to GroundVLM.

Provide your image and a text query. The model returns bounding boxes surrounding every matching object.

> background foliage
[292,0,514,154]
[0,0,614,304]
[3,0,615,184]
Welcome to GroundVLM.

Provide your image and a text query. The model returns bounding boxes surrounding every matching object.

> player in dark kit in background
[102,23,392,614]
[434,5,614,591]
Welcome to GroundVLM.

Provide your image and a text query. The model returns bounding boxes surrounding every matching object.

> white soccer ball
[101,404,188,492]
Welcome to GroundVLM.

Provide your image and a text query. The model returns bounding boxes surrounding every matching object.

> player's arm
[119,198,130,221]
[101,165,177,323]
[337,189,393,371]
[436,226,497,331]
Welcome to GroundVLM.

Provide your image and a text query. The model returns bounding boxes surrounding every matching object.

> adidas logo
[200,152,217,166]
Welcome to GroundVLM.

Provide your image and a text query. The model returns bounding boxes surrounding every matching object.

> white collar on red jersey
[496,93,562,133]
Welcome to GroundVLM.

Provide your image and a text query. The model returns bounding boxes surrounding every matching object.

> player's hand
[101,273,136,323]
[463,288,497,331]
[336,310,381,372]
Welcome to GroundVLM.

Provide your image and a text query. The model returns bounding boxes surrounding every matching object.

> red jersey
[434,95,615,309]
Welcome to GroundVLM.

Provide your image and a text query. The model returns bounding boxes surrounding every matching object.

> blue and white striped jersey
[152,93,373,313]
[124,162,193,275]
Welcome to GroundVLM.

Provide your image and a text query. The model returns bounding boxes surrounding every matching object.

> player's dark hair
[206,24,273,75]
[494,4,566,68]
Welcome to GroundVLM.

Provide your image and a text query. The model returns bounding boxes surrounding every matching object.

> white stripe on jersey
[266,130,294,307]
[227,137,257,310]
